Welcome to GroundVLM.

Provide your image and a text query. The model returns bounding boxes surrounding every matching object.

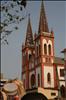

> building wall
[64,52,66,60]
[57,66,65,80]
[57,65,65,88]
[59,81,65,86]
[36,67,41,87]
[44,66,54,88]
[22,74,26,89]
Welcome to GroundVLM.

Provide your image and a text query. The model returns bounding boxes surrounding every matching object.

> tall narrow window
[44,44,47,54]
[39,44,41,55]
[31,74,35,88]
[38,74,40,86]
[47,73,51,83]
[60,69,64,77]
[37,46,39,56]
[29,54,32,60]
[60,85,65,97]
[48,44,51,55]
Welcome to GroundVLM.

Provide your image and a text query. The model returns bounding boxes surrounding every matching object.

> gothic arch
[47,73,51,83]
[43,39,47,55]
[28,50,32,60]
[38,73,40,86]
[48,40,52,55]
[60,85,65,98]
[44,44,47,55]
[48,44,51,55]
[31,74,35,88]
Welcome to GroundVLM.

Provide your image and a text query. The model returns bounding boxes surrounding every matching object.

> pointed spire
[38,0,49,34]
[25,14,34,46]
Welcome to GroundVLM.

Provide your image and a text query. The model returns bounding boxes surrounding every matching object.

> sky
[1,1,66,80]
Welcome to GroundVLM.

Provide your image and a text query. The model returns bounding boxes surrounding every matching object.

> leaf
[5,8,8,12]
[10,17,13,21]
[20,6,22,11]
[5,30,12,35]
[3,23,8,27]
[19,17,24,21]
[15,10,19,12]
[21,0,26,8]
[17,1,20,5]
[2,6,5,10]
[15,26,18,30]
[0,25,4,33]
[0,25,3,30]
[0,5,2,12]
[7,13,12,17]
[11,3,14,8]
[16,16,19,20]
[4,39,8,45]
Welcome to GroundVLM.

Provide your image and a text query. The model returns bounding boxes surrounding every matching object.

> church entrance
[21,92,48,100]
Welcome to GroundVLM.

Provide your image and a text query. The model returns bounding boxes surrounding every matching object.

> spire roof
[25,14,34,46]
[38,0,49,34]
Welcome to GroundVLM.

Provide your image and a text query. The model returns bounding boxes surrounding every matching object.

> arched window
[48,44,51,55]
[47,73,51,83]
[60,85,65,97]
[44,44,47,54]
[31,74,35,88]
[29,54,32,60]
[38,74,40,86]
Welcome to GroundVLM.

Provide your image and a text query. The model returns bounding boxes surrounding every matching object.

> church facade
[22,1,65,99]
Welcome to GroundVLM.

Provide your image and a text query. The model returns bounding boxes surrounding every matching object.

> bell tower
[34,0,55,88]
[22,14,34,90]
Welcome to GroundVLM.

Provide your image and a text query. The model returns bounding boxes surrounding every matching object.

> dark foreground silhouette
[21,92,48,100]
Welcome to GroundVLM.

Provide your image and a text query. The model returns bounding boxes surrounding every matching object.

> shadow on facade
[21,92,48,100]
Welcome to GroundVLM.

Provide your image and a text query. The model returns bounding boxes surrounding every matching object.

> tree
[1,0,27,45]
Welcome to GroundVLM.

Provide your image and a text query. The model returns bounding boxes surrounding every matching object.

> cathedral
[22,1,65,99]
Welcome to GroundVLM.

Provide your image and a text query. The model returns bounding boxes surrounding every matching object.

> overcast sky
[1,1,66,79]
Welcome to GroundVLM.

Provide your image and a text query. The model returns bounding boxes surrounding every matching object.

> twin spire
[25,14,34,46]
[25,1,49,46]
[38,0,49,33]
